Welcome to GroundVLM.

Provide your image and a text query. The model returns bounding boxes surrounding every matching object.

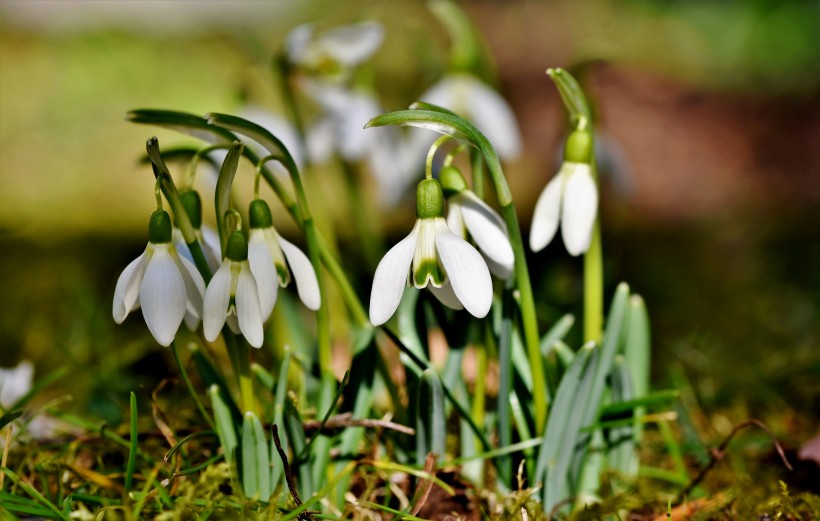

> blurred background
[1,0,818,450]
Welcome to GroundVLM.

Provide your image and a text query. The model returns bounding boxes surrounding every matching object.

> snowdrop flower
[440,165,514,279]
[172,190,221,274]
[285,22,384,82]
[113,210,206,346]
[203,230,265,348]
[305,84,413,205]
[530,129,598,256]
[416,74,522,160]
[247,198,321,321]
[369,178,492,326]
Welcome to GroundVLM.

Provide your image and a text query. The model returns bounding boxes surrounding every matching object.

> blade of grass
[416,369,446,466]
[241,411,271,501]
[124,392,138,492]
[0,468,71,521]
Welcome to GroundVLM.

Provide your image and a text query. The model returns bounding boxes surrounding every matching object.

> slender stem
[340,159,383,271]
[232,338,255,414]
[426,135,452,179]
[583,152,603,344]
[469,148,484,199]
[171,341,215,430]
[274,53,307,143]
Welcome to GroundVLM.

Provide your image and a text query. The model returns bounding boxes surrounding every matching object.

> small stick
[302,413,415,436]
[272,425,318,520]
[410,453,438,517]
[677,418,792,502]
[1,424,12,488]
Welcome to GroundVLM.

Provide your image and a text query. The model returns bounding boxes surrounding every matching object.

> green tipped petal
[248,199,273,229]
[413,258,446,288]
[148,210,173,244]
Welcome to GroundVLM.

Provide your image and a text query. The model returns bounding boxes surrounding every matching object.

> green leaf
[241,411,271,501]
[0,410,23,430]
[9,366,68,411]
[546,68,592,129]
[192,345,240,419]
[606,356,638,479]
[206,113,298,172]
[539,314,575,358]
[214,141,244,254]
[127,109,235,144]
[549,340,576,369]
[624,294,651,441]
[208,385,238,473]
[0,468,70,521]
[416,369,446,465]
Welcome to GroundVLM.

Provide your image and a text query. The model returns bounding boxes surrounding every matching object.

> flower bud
[248,199,273,229]
[416,178,445,219]
[225,230,249,261]
[563,128,593,164]
[148,210,173,244]
[439,165,468,197]
[178,190,203,229]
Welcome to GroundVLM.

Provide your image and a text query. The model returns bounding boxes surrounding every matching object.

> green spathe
[439,165,468,197]
[226,230,249,261]
[248,199,273,229]
[178,190,203,229]
[416,178,445,219]
[148,210,172,244]
[564,128,593,164]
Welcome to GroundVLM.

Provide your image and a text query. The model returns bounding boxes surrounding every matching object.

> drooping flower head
[440,165,514,279]
[113,210,206,346]
[203,230,265,348]
[247,198,321,321]
[530,128,598,257]
[369,178,492,326]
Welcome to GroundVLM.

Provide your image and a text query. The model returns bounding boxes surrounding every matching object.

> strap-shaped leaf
[416,368,446,466]
[209,385,238,472]
[206,113,298,173]
[241,411,271,501]
[546,68,592,129]
[539,314,575,358]
[214,141,244,254]
[127,109,235,144]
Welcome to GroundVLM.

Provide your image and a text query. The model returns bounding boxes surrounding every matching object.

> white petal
[306,117,337,165]
[112,249,148,323]
[462,75,522,159]
[446,204,466,238]
[277,236,321,311]
[139,245,186,347]
[319,22,384,66]
[457,192,514,278]
[285,24,313,64]
[174,251,207,330]
[0,361,34,408]
[235,263,264,348]
[419,76,458,113]
[173,228,194,265]
[226,315,241,335]
[434,223,492,318]
[529,172,564,252]
[200,226,223,273]
[428,283,463,310]
[561,164,598,256]
[247,230,279,321]
[369,223,419,326]
[203,262,232,342]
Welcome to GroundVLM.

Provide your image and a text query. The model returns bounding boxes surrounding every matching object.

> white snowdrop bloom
[203,230,265,348]
[246,199,321,321]
[417,73,522,160]
[285,22,384,80]
[113,210,206,347]
[305,84,414,204]
[0,360,33,409]
[369,178,492,326]
[530,129,598,257]
[440,166,514,279]
[171,189,221,276]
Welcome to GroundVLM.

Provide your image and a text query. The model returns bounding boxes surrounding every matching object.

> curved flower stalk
[285,21,384,84]
[370,178,492,326]
[440,165,514,279]
[247,198,321,320]
[113,210,206,346]
[530,128,598,257]
[203,230,265,349]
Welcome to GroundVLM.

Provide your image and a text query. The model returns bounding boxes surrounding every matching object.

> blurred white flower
[113,210,206,346]
[203,231,264,348]
[247,199,320,321]
[285,22,384,81]
[0,361,33,409]
[369,179,492,325]
[529,162,598,256]
[417,73,522,160]
[305,84,415,204]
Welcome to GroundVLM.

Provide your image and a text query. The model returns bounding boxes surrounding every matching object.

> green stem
[470,147,484,199]
[583,156,603,344]
[171,341,215,430]
[226,333,254,414]
[274,53,307,143]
